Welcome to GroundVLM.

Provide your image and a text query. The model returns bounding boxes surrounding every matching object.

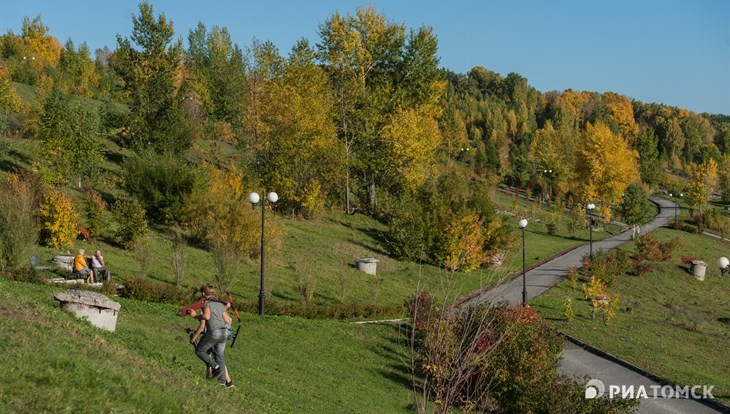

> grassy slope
[2,130,618,309]
[531,228,730,403]
[0,278,413,413]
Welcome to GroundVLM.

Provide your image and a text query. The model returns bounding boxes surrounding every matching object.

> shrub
[580,250,631,287]
[566,267,580,290]
[681,255,699,265]
[438,213,490,272]
[635,233,661,261]
[405,291,436,332]
[417,304,567,413]
[704,207,730,239]
[0,174,38,273]
[636,232,678,262]
[671,220,699,234]
[183,166,279,260]
[563,298,575,321]
[84,190,108,240]
[382,195,432,262]
[235,300,405,320]
[38,189,78,250]
[120,276,196,305]
[632,256,652,276]
[112,196,148,249]
[121,153,200,224]
[582,276,620,324]
[298,180,326,219]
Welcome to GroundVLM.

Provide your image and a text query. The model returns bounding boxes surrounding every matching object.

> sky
[1,0,729,115]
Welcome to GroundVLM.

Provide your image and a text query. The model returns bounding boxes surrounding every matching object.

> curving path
[460,198,725,414]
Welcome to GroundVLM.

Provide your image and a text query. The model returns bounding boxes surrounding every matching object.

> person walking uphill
[192,283,230,385]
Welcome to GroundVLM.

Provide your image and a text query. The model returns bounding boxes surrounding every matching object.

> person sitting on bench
[91,250,110,282]
[73,249,94,284]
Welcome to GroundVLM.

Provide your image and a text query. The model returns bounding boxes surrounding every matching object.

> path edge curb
[561,333,730,413]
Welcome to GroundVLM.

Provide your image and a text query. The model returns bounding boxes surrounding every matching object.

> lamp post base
[258,291,266,316]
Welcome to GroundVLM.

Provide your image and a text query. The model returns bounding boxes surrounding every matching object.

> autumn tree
[242,39,284,149]
[57,39,99,97]
[251,39,343,218]
[574,121,640,204]
[1,15,62,87]
[529,120,575,197]
[318,7,443,207]
[38,189,78,249]
[686,158,718,214]
[439,107,467,159]
[183,166,281,291]
[0,64,21,155]
[113,2,186,154]
[596,92,638,145]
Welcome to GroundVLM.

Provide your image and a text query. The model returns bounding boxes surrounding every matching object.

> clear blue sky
[1,0,728,114]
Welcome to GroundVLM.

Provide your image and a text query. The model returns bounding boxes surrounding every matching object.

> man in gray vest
[193,283,230,384]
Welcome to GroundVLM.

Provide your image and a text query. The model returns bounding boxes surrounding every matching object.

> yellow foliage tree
[440,213,488,273]
[38,190,78,249]
[687,158,718,214]
[529,121,575,196]
[601,92,639,145]
[253,40,343,218]
[559,90,598,129]
[381,104,442,192]
[574,122,640,205]
[582,276,620,324]
[3,16,62,87]
[184,166,281,258]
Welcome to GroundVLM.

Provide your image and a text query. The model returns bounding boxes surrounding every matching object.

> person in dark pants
[192,283,231,386]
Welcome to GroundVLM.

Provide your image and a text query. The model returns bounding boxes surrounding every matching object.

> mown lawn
[531,228,730,404]
[0,278,414,413]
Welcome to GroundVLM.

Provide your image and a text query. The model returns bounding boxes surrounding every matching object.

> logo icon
[585,379,605,399]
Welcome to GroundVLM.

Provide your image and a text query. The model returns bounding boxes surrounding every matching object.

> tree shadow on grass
[365,324,416,390]
[0,149,32,172]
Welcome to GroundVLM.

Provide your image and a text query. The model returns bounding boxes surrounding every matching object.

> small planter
[355,257,379,275]
[690,260,707,281]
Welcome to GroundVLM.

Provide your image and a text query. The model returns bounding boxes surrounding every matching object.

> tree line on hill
[0,3,728,275]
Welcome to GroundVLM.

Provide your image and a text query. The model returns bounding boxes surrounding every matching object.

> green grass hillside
[0,278,413,413]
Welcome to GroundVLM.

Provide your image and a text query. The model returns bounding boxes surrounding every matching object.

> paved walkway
[460,198,725,414]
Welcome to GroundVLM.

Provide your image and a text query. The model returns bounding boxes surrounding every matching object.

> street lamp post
[519,218,528,306]
[248,191,278,316]
[586,203,596,259]
[718,257,729,277]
